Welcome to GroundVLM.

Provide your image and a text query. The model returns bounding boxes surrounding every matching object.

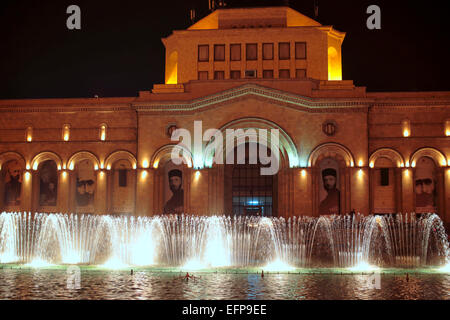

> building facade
[1,7,449,229]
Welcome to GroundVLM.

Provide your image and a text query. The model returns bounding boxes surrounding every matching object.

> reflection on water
[0,269,448,300]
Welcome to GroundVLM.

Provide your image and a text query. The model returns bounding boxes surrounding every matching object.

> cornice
[134,83,369,114]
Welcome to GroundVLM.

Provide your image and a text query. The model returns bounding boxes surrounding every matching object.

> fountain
[0,211,448,270]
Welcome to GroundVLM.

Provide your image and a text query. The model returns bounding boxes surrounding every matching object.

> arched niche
[0,152,26,211]
[67,152,100,214]
[308,143,354,216]
[36,159,59,212]
[410,148,447,216]
[151,145,192,214]
[371,157,397,214]
[108,158,136,215]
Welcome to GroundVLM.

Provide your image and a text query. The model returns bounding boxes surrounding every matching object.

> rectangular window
[295,42,306,59]
[263,70,274,78]
[119,169,127,187]
[198,71,208,80]
[214,71,225,80]
[230,44,241,61]
[262,43,273,60]
[198,45,209,62]
[295,69,306,79]
[279,69,290,79]
[279,42,290,60]
[230,70,241,79]
[246,43,257,60]
[214,44,225,61]
[245,70,257,78]
[380,168,389,186]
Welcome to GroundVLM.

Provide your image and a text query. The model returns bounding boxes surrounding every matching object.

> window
[99,124,107,141]
[380,168,389,186]
[62,124,70,141]
[214,44,225,61]
[279,69,290,79]
[231,143,275,217]
[262,43,273,60]
[119,169,127,187]
[295,69,306,79]
[198,45,209,62]
[295,42,307,59]
[230,70,241,79]
[26,126,33,142]
[279,42,290,60]
[263,70,273,78]
[245,70,257,78]
[230,44,241,61]
[214,71,224,80]
[246,43,257,60]
[198,71,208,80]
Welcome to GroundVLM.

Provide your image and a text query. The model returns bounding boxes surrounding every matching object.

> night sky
[2,0,450,99]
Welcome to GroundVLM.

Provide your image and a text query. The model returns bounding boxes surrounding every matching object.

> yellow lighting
[166,51,178,84]
[26,127,33,142]
[369,162,374,168]
[402,119,411,137]
[132,163,137,170]
[327,46,342,81]
[143,159,149,169]
[24,171,31,180]
[68,163,74,170]
[406,161,410,167]
[62,124,70,141]
[32,162,38,171]
[106,165,111,170]
[152,160,158,169]
[141,170,148,179]
[62,171,67,179]
[100,163,104,169]
[441,159,447,166]
[358,168,363,178]
[194,170,201,180]
[99,124,107,141]
[358,160,363,167]
[350,161,354,167]
[411,161,416,168]
[94,164,99,171]
[405,169,409,177]
[26,164,30,170]
[301,169,306,177]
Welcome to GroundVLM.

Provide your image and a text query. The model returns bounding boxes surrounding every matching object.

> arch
[410,147,447,167]
[104,150,137,170]
[67,151,100,170]
[31,151,63,171]
[369,148,404,168]
[0,151,26,170]
[151,144,193,169]
[308,143,355,167]
[203,117,299,169]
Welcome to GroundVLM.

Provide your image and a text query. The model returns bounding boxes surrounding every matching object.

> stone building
[0,7,449,229]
